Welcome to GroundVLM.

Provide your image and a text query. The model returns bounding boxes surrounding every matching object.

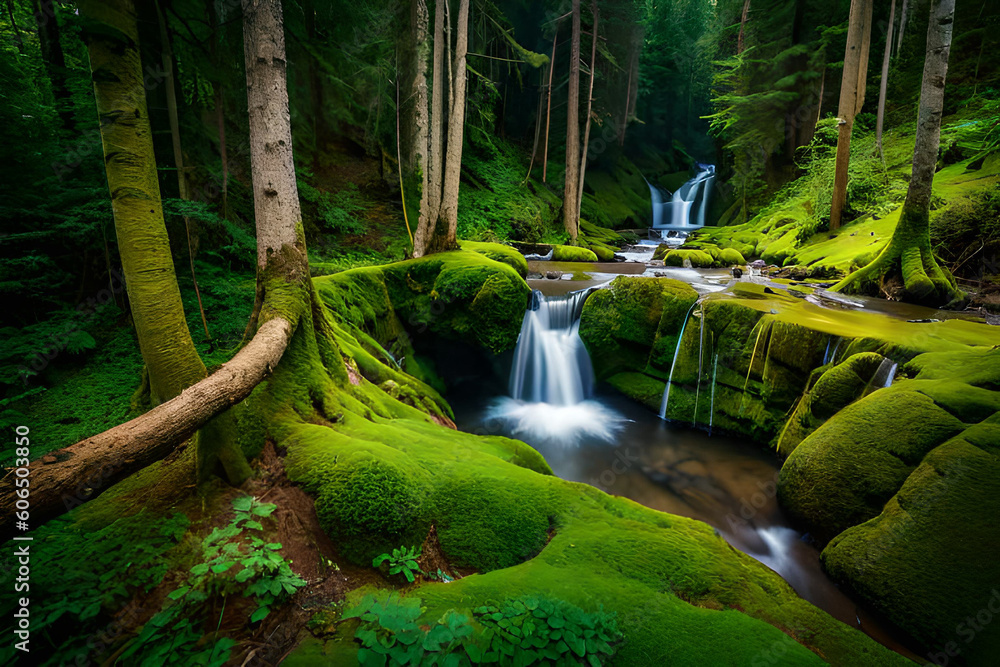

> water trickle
[872,358,899,389]
[693,303,706,426]
[709,353,719,436]
[659,302,699,420]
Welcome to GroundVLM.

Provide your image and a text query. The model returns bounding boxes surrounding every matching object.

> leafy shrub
[343,592,622,666]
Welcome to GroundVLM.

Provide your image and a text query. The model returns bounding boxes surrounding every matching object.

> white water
[659,302,699,420]
[648,164,716,232]
[492,290,623,446]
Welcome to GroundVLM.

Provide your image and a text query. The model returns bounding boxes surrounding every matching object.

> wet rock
[527,272,543,280]
[545,271,563,280]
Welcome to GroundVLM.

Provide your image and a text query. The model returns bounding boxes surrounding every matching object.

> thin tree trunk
[875,0,897,164]
[5,0,24,54]
[522,66,546,184]
[155,0,211,342]
[576,0,598,219]
[829,0,873,230]
[737,0,751,54]
[432,0,469,251]
[407,0,434,258]
[895,0,910,55]
[855,0,874,116]
[208,0,229,219]
[543,30,558,183]
[425,0,445,235]
[34,0,73,131]
[563,0,581,242]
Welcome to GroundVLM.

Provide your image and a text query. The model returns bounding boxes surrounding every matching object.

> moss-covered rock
[578,276,698,380]
[663,248,715,268]
[458,240,529,278]
[821,420,1000,664]
[551,244,599,262]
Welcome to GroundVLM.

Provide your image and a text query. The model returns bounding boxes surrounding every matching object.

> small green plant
[373,545,424,583]
[121,496,307,665]
[343,592,622,666]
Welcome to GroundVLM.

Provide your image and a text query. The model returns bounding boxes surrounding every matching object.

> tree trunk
[79,0,206,405]
[835,0,962,307]
[523,65,546,184]
[875,0,897,163]
[829,0,873,230]
[563,0,581,242]
[5,0,24,54]
[543,30,558,183]
[208,0,229,219]
[1,0,311,538]
[854,0,874,116]
[417,0,446,255]
[406,0,434,258]
[576,0,598,219]
[737,0,751,54]
[896,0,910,56]
[34,0,73,131]
[431,0,469,252]
[155,0,211,342]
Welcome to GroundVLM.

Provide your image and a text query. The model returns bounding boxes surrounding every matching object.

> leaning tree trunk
[563,0,581,242]
[542,29,558,183]
[35,0,73,132]
[829,0,873,230]
[835,0,963,307]
[875,0,897,163]
[430,0,469,253]
[896,0,910,55]
[737,0,751,54]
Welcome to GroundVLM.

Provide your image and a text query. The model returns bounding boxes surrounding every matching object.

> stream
[446,253,939,661]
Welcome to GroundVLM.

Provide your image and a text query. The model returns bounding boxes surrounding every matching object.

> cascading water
[647,164,716,239]
[659,302,699,420]
[490,289,622,446]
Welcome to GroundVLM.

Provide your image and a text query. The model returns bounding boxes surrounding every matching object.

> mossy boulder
[579,276,698,380]
[778,387,967,542]
[821,420,1000,664]
[551,244,599,262]
[776,352,890,457]
[663,248,715,268]
[459,241,529,278]
[583,240,616,261]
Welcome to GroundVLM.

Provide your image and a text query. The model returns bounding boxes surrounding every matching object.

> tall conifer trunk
[563,0,581,242]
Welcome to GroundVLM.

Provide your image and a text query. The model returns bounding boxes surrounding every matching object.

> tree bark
[835,0,962,307]
[0,317,293,540]
[406,0,434,258]
[737,0,751,54]
[896,0,910,56]
[0,0,311,538]
[854,0,874,116]
[34,0,73,131]
[542,30,558,183]
[576,0,598,220]
[79,0,206,405]
[563,0,581,242]
[875,0,897,163]
[829,0,873,230]
[431,0,469,252]
[155,0,211,342]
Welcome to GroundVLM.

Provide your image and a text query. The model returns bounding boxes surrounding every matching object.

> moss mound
[551,244,599,262]
[663,248,715,268]
[578,276,698,380]
[458,240,529,278]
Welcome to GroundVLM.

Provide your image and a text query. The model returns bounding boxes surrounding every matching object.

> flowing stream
[452,286,922,660]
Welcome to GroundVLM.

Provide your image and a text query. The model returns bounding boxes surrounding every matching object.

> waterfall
[492,289,621,446]
[659,302,698,420]
[647,164,716,236]
[872,358,899,389]
[509,290,594,405]
[709,353,719,436]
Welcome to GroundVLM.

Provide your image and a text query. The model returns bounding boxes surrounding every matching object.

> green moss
[822,427,1000,664]
[606,371,666,412]
[551,244,599,262]
[578,277,698,380]
[663,248,715,268]
[458,240,529,278]
[779,387,967,542]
